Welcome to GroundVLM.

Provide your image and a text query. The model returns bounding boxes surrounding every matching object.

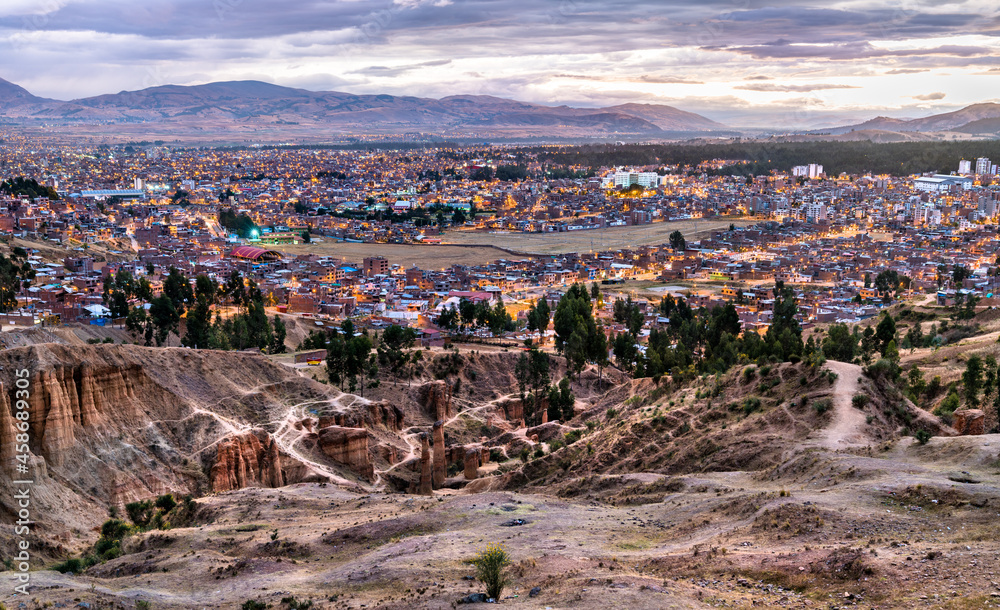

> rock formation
[464,447,479,480]
[0,383,17,471]
[418,433,433,495]
[321,401,404,433]
[526,422,568,443]
[318,426,374,480]
[424,381,453,421]
[953,409,985,435]
[210,430,285,492]
[432,421,446,488]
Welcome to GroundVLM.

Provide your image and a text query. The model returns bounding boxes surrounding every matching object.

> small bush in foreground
[470,543,512,601]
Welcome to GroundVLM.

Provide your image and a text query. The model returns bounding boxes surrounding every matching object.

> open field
[445,217,757,255]
[267,240,515,269]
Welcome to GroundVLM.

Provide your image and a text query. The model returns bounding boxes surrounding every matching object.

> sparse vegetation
[470,544,512,601]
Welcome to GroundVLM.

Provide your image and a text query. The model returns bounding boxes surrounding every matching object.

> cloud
[718,41,993,61]
[735,83,860,92]
[553,74,703,85]
[910,92,946,100]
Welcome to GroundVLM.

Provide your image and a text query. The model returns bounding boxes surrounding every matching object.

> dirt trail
[809,360,868,449]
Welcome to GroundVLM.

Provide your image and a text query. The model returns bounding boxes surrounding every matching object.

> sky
[1,0,998,128]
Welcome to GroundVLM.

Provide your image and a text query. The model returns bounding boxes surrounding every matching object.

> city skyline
[1,0,998,128]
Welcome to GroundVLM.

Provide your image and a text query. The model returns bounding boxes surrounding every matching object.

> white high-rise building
[791,164,823,179]
[958,159,972,175]
[610,170,661,188]
[976,157,992,175]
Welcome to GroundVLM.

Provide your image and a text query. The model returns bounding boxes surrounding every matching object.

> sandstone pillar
[432,421,446,489]
[418,433,433,495]
[464,447,479,480]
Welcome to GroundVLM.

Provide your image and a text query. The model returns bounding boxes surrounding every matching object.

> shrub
[490,449,504,463]
[851,394,870,409]
[52,558,83,574]
[741,396,762,415]
[125,500,154,528]
[564,430,582,444]
[742,366,757,382]
[914,429,932,445]
[605,408,618,419]
[470,544,512,601]
[241,601,268,610]
[813,399,832,415]
[154,494,177,513]
[136,602,152,610]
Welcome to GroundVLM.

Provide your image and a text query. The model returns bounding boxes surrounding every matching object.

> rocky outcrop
[419,433,433,495]
[464,447,479,480]
[210,430,285,492]
[953,409,985,435]
[318,426,374,481]
[321,401,405,433]
[432,421,446,489]
[423,381,453,421]
[526,422,568,443]
[0,384,17,471]
[23,363,150,466]
[500,400,524,424]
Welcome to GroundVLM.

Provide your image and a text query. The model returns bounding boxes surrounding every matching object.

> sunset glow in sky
[2,0,998,127]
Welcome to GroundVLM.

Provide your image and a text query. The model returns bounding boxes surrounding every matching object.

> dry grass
[267,240,514,268]
[445,218,756,255]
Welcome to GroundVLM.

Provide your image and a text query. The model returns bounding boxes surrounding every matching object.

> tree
[526,297,551,342]
[669,230,686,251]
[547,378,575,423]
[553,284,600,377]
[0,253,35,312]
[907,366,926,404]
[162,267,194,315]
[378,324,417,380]
[488,296,514,337]
[613,296,644,336]
[764,282,803,361]
[952,265,972,285]
[326,331,347,390]
[613,332,640,374]
[301,230,311,243]
[148,296,179,346]
[905,322,924,354]
[822,323,857,362]
[874,313,897,357]
[438,305,458,331]
[963,355,983,407]
[270,316,287,354]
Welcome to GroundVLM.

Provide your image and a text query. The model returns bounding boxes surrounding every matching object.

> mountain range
[0,77,726,137]
[2,76,1000,140]
[818,103,1000,137]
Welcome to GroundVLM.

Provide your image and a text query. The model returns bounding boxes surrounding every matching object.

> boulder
[953,409,985,435]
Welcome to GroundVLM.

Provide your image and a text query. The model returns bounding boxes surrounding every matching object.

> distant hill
[0,77,728,137]
[0,77,49,110]
[821,103,1000,136]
